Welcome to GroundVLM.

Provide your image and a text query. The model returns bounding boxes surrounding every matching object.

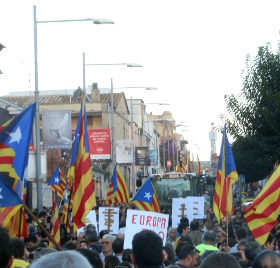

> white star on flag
[0,187,3,199]
[54,176,60,184]
[144,192,152,200]
[9,127,22,144]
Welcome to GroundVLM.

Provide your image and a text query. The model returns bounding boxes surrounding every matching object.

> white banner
[186,196,204,223]
[99,207,119,234]
[124,209,169,249]
[77,210,98,235]
[116,139,133,164]
[172,197,205,228]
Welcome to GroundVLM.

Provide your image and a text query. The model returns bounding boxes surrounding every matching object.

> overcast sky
[1,0,280,161]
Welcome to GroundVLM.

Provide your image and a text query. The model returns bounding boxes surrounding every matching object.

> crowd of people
[1,197,280,268]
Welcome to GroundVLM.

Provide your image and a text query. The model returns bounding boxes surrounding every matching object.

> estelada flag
[48,167,66,199]
[131,177,160,212]
[213,125,238,223]
[69,94,95,233]
[244,165,280,245]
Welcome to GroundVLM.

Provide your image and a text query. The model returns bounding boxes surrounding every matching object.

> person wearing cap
[176,244,199,268]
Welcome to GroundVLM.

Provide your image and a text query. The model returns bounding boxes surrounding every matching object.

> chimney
[91,83,100,102]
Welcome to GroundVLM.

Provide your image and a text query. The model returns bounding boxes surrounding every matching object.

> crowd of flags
[1,96,280,248]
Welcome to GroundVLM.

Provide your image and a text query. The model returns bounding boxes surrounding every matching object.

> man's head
[75,248,102,268]
[199,252,241,268]
[29,250,92,268]
[177,222,190,236]
[244,241,262,263]
[112,237,124,255]
[235,227,247,242]
[85,228,98,244]
[190,221,199,231]
[168,228,177,241]
[11,238,25,259]
[0,227,13,268]
[203,230,216,245]
[132,230,163,268]
[252,249,280,268]
[102,234,115,256]
[177,244,199,268]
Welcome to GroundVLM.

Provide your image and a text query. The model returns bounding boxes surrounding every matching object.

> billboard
[148,150,158,166]
[116,139,133,164]
[42,110,72,150]
[88,129,111,160]
[135,147,149,166]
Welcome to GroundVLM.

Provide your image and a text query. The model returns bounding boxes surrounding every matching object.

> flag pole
[23,203,61,250]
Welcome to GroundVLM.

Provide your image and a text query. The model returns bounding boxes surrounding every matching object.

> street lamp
[82,54,142,176]
[33,5,113,212]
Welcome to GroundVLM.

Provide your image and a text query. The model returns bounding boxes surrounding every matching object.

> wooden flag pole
[23,203,61,250]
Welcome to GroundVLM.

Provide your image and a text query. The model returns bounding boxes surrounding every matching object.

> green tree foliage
[221,43,280,181]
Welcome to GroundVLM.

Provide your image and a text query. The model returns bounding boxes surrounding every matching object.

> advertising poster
[135,147,149,166]
[88,129,111,160]
[42,110,72,150]
[148,150,158,166]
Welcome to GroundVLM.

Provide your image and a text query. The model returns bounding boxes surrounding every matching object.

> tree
[221,43,280,182]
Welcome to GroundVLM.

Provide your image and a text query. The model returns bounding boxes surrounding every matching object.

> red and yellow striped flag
[69,95,95,233]
[244,165,280,245]
[105,164,130,205]
[213,125,238,223]
[50,193,60,248]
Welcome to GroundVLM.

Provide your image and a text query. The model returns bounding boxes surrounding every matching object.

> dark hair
[252,249,280,268]
[104,255,120,268]
[60,233,72,246]
[25,234,38,244]
[199,252,241,268]
[132,230,163,268]
[180,235,194,246]
[163,244,176,265]
[175,241,190,257]
[190,220,199,231]
[180,217,189,226]
[235,228,247,241]
[177,222,189,234]
[11,238,25,259]
[237,240,248,249]
[38,211,47,218]
[76,248,102,268]
[122,248,133,263]
[244,241,262,262]
[265,233,274,244]
[0,227,12,268]
[99,230,109,239]
[177,244,197,260]
[112,237,124,255]
[85,228,98,243]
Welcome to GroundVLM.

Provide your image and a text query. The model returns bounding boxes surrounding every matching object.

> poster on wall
[148,150,158,166]
[135,147,149,166]
[116,139,133,164]
[42,110,72,150]
[88,129,111,160]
